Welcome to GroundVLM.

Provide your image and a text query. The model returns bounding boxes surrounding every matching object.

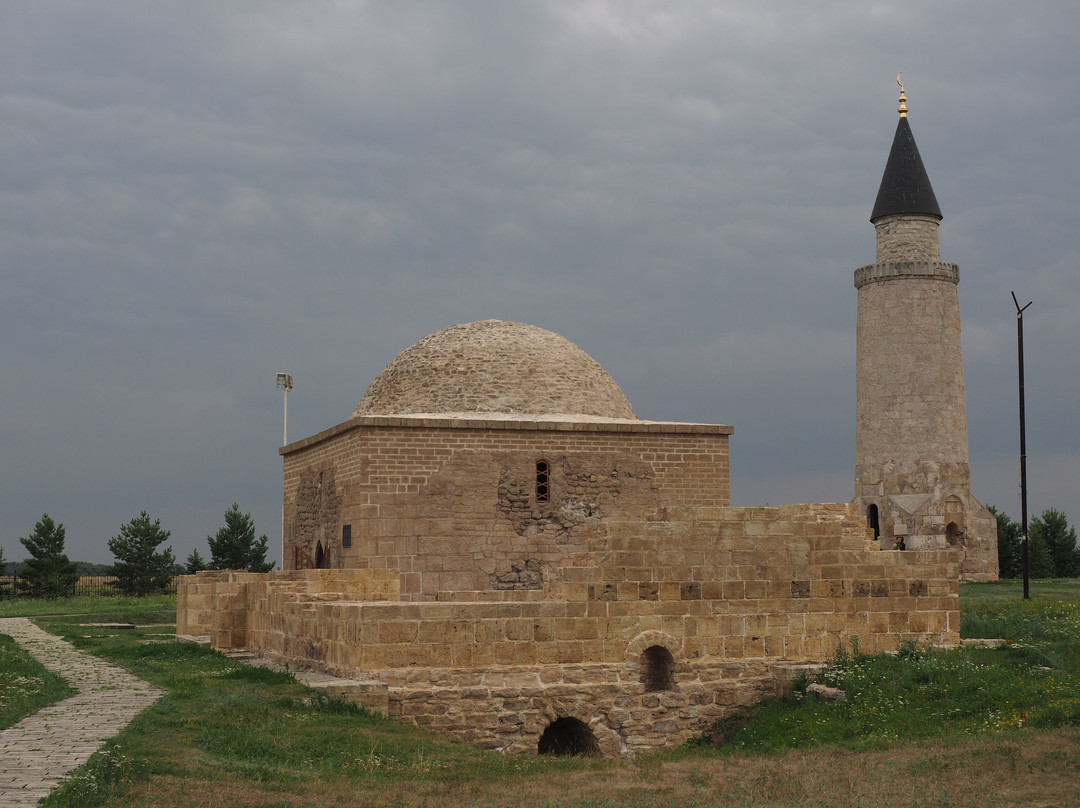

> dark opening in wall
[342,524,352,548]
[867,504,880,539]
[537,717,601,757]
[946,521,962,546]
[640,645,675,692]
[314,542,327,569]
[536,460,550,503]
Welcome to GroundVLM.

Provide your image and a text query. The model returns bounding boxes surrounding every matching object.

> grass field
[0,632,75,730]
[0,582,1077,807]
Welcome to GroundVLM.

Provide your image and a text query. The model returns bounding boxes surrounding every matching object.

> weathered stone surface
[853,209,998,581]
[178,501,961,758]
[807,683,846,701]
[353,320,636,419]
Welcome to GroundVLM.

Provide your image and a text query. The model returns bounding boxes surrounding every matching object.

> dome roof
[353,320,637,420]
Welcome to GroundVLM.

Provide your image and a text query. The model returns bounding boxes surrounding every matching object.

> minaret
[854,77,998,580]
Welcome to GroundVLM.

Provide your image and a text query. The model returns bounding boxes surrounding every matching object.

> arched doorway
[314,541,327,569]
[537,717,601,757]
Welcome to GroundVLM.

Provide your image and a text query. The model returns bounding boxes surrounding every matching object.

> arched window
[640,645,675,692]
[537,717,601,757]
[536,460,550,503]
[867,504,880,540]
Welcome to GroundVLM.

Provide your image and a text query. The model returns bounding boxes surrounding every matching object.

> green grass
[0,582,1077,807]
[0,632,76,729]
[959,578,1080,604]
[689,581,1080,756]
[691,636,1080,755]
[21,603,600,808]
[0,593,177,620]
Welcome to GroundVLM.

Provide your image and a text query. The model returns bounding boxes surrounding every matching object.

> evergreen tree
[185,548,209,574]
[108,511,176,595]
[0,546,8,600]
[1027,529,1055,579]
[208,504,275,572]
[19,514,80,598]
[987,505,1022,578]
[1030,508,1080,579]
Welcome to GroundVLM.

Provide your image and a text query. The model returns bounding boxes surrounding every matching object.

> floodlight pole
[276,373,293,445]
[1012,293,1032,599]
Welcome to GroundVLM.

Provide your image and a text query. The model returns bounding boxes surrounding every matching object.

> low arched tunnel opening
[537,716,601,757]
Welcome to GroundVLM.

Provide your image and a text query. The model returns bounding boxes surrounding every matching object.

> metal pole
[283,385,289,446]
[1012,292,1032,599]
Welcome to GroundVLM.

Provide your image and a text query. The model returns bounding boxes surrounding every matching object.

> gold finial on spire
[897,72,907,117]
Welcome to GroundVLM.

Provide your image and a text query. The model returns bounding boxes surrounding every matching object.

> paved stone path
[0,618,164,807]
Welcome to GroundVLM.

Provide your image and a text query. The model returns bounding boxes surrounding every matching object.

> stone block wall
[176,568,400,647]
[854,258,998,580]
[855,270,968,472]
[854,211,998,581]
[280,416,732,598]
[872,214,942,262]
[178,502,960,756]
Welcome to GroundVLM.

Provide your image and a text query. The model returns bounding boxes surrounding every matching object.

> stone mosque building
[178,86,998,757]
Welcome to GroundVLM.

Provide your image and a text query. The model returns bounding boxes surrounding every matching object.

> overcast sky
[3,1,1078,567]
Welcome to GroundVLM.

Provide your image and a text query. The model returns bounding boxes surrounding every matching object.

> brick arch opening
[640,645,675,692]
[537,717,601,757]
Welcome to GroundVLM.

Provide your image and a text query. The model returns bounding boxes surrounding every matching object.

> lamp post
[276,372,293,554]
[276,372,293,445]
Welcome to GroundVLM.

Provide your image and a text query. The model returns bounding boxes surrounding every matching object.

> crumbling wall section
[292,467,343,567]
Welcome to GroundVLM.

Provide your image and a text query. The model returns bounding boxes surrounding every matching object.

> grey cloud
[2,1,1078,564]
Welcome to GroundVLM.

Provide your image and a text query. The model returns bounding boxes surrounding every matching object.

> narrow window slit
[536,460,549,503]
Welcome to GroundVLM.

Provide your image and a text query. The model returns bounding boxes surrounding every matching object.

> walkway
[0,618,163,807]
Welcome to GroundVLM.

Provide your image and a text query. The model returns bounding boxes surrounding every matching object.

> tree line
[988,505,1080,579]
[1,504,275,599]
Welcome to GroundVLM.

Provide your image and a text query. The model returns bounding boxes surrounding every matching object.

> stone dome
[353,320,637,420]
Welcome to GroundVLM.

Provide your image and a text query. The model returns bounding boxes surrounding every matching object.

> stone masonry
[180,96,997,756]
[281,416,731,597]
[178,502,959,758]
[853,101,997,580]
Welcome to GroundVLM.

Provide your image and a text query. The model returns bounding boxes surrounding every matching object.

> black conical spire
[871,80,941,222]
[870,115,942,222]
